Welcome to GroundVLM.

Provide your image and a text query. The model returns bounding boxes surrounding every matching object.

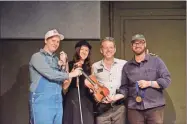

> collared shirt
[92,58,127,97]
[29,49,69,92]
[119,54,171,110]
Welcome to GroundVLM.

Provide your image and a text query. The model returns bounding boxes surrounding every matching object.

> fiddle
[79,69,110,103]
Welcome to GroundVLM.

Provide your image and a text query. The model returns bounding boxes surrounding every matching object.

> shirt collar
[100,58,118,66]
[40,49,56,57]
[129,54,150,64]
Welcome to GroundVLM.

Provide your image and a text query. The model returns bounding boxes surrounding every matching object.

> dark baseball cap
[131,34,146,43]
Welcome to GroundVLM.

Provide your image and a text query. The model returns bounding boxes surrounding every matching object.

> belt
[94,99,125,115]
[111,99,125,107]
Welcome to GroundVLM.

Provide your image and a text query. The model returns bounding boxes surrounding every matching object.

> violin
[79,69,110,103]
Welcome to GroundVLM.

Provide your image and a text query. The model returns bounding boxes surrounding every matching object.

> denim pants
[29,77,63,124]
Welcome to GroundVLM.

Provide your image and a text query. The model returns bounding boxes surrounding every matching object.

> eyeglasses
[132,41,145,47]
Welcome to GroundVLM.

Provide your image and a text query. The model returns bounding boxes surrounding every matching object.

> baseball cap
[45,29,64,40]
[131,34,146,43]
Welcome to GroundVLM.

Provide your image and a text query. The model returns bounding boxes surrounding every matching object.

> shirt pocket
[31,93,44,104]
[145,68,158,80]
[95,72,109,83]
[126,71,140,83]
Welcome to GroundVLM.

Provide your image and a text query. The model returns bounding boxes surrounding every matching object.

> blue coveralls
[29,49,69,124]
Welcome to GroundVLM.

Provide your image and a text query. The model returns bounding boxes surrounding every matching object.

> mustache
[134,47,142,49]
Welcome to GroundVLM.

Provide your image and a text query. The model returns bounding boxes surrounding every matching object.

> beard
[132,47,146,55]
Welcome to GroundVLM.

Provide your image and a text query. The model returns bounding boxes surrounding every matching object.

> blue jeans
[29,77,63,124]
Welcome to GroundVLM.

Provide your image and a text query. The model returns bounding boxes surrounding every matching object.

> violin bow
[77,76,84,124]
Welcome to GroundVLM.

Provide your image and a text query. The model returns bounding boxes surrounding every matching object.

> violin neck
[80,70,95,85]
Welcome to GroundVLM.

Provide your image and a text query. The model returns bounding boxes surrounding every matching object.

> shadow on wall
[163,91,176,124]
[1,64,30,124]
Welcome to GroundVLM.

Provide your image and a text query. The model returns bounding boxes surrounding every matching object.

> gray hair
[100,37,116,47]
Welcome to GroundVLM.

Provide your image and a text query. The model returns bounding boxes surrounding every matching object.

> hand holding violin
[83,74,110,103]
[102,94,125,103]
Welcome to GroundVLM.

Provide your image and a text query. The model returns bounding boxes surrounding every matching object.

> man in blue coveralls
[29,29,82,124]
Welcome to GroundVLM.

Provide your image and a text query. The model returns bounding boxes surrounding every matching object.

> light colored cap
[131,34,146,42]
[45,29,64,40]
